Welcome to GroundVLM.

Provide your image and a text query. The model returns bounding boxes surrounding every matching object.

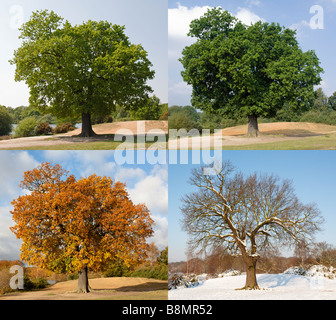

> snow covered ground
[168,273,336,300]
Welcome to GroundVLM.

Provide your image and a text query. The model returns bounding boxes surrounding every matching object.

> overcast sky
[168,0,336,106]
[0,0,168,108]
[0,150,168,260]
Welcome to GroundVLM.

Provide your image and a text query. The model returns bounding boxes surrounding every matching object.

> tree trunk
[80,112,97,137]
[247,114,260,137]
[77,266,90,293]
[242,256,260,290]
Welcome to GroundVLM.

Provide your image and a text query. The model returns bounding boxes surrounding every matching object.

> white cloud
[168,4,264,41]
[0,151,39,200]
[169,81,192,96]
[168,3,212,40]
[0,205,21,260]
[316,80,333,96]
[149,215,168,249]
[43,150,116,178]
[0,72,29,108]
[289,20,311,38]
[114,167,146,183]
[236,7,265,25]
[127,166,168,216]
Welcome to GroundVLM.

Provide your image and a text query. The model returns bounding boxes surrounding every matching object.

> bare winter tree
[181,161,324,289]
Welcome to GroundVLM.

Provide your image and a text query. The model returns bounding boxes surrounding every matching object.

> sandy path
[0,277,168,300]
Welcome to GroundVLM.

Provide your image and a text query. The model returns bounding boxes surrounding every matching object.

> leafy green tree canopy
[180,8,324,136]
[10,10,155,137]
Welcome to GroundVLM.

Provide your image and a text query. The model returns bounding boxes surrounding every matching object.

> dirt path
[0,277,168,300]
[0,120,168,149]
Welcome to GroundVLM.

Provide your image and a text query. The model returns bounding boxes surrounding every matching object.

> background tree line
[0,97,167,138]
[168,88,336,133]
[169,241,336,276]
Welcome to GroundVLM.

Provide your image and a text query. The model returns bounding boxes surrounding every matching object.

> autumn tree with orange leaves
[10,162,154,293]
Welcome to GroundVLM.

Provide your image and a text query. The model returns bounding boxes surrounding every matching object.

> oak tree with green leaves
[180,8,323,136]
[10,10,155,137]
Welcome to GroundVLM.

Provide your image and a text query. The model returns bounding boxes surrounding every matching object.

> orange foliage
[10,162,154,275]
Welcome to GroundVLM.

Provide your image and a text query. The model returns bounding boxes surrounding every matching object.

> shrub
[168,112,202,132]
[53,122,75,134]
[35,121,53,135]
[0,106,13,136]
[300,109,336,126]
[130,265,168,280]
[14,117,37,137]
[34,277,49,289]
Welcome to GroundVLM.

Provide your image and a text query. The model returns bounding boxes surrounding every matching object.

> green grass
[221,133,336,150]
[5,137,168,150]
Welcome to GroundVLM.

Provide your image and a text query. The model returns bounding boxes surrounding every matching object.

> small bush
[35,121,53,135]
[14,117,37,137]
[34,277,49,289]
[130,265,168,280]
[168,113,202,132]
[53,122,75,134]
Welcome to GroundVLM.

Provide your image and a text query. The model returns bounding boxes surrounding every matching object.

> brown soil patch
[0,277,168,300]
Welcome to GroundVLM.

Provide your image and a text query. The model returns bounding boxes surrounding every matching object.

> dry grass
[0,277,168,300]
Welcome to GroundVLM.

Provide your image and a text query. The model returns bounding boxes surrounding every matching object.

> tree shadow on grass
[261,129,322,138]
[93,281,168,293]
[258,274,310,288]
[55,133,168,144]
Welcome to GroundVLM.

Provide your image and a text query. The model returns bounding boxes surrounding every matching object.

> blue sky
[169,151,336,262]
[0,150,168,260]
[0,0,167,108]
[168,0,336,106]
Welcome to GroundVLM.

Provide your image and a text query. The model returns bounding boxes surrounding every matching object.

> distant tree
[147,242,160,266]
[157,246,168,265]
[10,10,155,137]
[168,112,201,131]
[328,92,336,111]
[313,88,328,110]
[0,106,13,136]
[180,8,323,136]
[312,242,336,267]
[181,161,324,289]
[12,106,27,124]
[11,162,154,293]
[130,95,161,120]
[14,116,37,137]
